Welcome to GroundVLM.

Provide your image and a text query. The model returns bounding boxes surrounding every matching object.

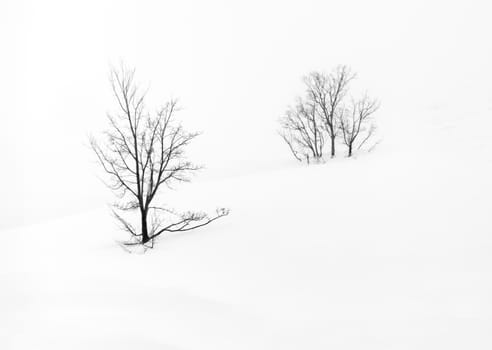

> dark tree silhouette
[91,66,228,246]
[304,66,355,157]
[279,97,324,163]
[339,95,379,157]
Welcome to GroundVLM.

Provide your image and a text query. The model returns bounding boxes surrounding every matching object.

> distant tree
[304,66,355,158]
[339,95,379,157]
[279,97,324,163]
[280,65,380,162]
[91,66,228,246]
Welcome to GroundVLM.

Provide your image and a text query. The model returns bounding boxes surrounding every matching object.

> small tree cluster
[279,65,379,161]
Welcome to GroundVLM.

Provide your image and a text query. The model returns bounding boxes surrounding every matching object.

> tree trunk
[348,144,352,157]
[141,209,150,244]
[331,136,335,158]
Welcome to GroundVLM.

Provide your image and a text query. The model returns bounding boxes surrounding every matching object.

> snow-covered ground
[2,107,492,349]
[3,0,492,348]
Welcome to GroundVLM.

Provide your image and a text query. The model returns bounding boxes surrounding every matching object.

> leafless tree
[304,66,355,157]
[339,95,379,157]
[279,97,324,163]
[91,66,228,246]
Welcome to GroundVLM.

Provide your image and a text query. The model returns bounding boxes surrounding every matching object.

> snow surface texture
[2,108,492,349]
[3,0,492,348]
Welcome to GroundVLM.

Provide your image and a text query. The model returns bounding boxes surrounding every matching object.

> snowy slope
[2,108,492,349]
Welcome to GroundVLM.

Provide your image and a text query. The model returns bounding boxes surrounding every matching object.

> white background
[3,2,492,349]
[2,0,491,228]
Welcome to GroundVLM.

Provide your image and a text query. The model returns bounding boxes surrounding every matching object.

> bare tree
[304,66,355,157]
[339,95,379,157]
[91,66,228,246]
[279,97,324,163]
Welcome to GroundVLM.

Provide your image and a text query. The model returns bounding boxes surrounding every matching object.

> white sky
[2,0,491,228]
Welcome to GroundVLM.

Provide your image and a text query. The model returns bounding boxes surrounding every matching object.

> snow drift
[2,108,492,349]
